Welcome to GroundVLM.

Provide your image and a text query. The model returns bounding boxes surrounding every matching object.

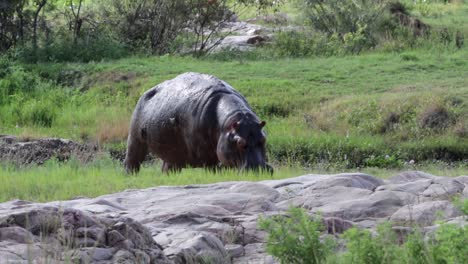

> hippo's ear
[260,121,266,128]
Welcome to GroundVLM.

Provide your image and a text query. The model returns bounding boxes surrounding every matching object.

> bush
[298,0,386,48]
[272,31,316,57]
[22,100,57,127]
[260,202,468,264]
[0,62,39,104]
[341,224,403,264]
[14,33,128,63]
[259,207,335,264]
[429,223,468,263]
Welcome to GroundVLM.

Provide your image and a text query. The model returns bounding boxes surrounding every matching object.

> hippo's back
[140,72,245,125]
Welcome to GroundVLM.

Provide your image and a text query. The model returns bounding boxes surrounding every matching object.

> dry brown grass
[453,120,467,138]
[96,116,130,144]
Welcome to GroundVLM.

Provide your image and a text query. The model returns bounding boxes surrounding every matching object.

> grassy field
[2,48,467,165]
[0,1,467,202]
[0,157,466,203]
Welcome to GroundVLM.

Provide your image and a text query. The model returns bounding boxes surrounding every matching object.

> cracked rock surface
[1,171,467,263]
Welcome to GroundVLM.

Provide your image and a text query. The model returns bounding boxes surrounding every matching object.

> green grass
[0,158,465,203]
[406,1,468,33]
[0,0,467,203]
[260,206,468,264]
[0,158,299,202]
[1,47,467,167]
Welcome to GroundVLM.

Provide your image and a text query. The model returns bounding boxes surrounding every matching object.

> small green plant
[453,197,468,216]
[403,229,432,264]
[429,223,468,264]
[258,207,335,264]
[341,223,404,264]
[364,155,403,168]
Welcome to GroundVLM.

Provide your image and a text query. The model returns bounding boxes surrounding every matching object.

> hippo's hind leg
[124,134,148,174]
[162,161,183,174]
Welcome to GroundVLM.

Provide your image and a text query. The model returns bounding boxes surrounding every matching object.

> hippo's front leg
[161,161,183,174]
[124,135,148,174]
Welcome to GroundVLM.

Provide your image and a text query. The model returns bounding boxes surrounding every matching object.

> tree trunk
[33,0,47,51]
[71,0,83,44]
[17,7,24,44]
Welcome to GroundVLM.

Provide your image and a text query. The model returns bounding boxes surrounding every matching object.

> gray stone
[0,227,35,243]
[389,171,437,184]
[454,176,468,185]
[220,22,269,36]
[313,190,405,220]
[0,171,466,263]
[302,173,384,191]
[164,231,230,264]
[390,200,462,226]
[376,179,432,194]
[422,178,465,199]
[228,182,280,201]
[90,247,115,261]
[225,244,244,258]
[233,243,277,264]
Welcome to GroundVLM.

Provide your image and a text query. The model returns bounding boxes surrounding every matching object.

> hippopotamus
[124,72,272,173]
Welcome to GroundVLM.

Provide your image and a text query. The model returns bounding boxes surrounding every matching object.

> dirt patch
[0,135,97,166]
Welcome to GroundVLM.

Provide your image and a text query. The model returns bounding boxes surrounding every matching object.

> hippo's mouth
[238,149,272,174]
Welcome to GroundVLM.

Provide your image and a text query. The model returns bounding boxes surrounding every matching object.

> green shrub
[403,230,432,264]
[363,154,403,168]
[260,201,468,264]
[259,207,335,264]
[0,63,39,104]
[297,0,386,49]
[429,223,468,264]
[271,31,316,57]
[23,100,57,127]
[454,197,468,217]
[14,33,128,63]
[341,224,403,264]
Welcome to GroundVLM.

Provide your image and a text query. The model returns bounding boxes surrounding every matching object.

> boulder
[0,207,170,264]
[0,171,466,263]
[390,200,462,226]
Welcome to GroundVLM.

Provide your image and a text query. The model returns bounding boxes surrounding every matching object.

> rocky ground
[0,135,96,166]
[1,170,467,263]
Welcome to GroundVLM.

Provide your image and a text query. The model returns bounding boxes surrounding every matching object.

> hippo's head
[217,119,273,173]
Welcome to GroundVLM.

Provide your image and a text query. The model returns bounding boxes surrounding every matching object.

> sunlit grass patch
[1,156,466,203]
[0,157,301,203]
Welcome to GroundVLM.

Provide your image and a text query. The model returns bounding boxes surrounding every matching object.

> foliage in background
[0,1,467,169]
[0,0,281,61]
[260,205,468,264]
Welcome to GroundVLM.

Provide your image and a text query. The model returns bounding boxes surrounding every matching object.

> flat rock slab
[0,171,467,263]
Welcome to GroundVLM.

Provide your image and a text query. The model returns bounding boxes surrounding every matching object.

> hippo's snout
[240,162,273,174]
